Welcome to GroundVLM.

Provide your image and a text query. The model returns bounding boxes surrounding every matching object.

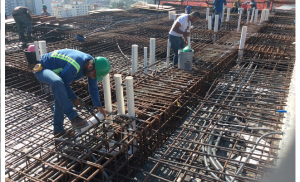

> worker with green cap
[33,49,111,136]
[41,4,51,16]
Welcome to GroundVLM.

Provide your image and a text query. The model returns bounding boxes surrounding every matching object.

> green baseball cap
[94,57,111,81]
[42,4,47,8]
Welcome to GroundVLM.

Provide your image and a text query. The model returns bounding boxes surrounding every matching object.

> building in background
[5,0,26,16]
[52,1,90,18]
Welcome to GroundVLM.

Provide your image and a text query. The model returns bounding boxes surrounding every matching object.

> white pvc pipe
[239,8,244,15]
[166,40,170,68]
[250,8,255,23]
[265,9,269,21]
[246,10,250,24]
[254,9,258,23]
[238,26,248,58]
[144,47,148,74]
[221,7,225,22]
[126,76,135,118]
[149,38,155,70]
[214,15,219,32]
[126,76,137,153]
[75,112,104,134]
[226,8,230,21]
[237,12,242,32]
[206,8,210,20]
[103,74,112,113]
[131,44,138,74]
[208,16,212,30]
[34,41,40,61]
[114,74,125,115]
[102,74,113,147]
[187,21,191,49]
[260,9,265,23]
[38,40,47,56]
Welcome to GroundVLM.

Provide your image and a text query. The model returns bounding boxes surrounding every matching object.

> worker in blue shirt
[247,0,257,9]
[33,49,111,136]
[206,0,227,30]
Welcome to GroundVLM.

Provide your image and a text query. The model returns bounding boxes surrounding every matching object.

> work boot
[71,116,89,129]
[53,130,75,138]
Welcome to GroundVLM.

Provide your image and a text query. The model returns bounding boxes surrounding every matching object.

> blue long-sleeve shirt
[214,0,227,12]
[40,49,102,107]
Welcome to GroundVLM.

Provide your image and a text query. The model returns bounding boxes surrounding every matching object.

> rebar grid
[5,9,295,182]
[140,56,293,182]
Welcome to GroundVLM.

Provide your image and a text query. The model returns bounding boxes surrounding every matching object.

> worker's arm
[172,22,190,37]
[88,77,107,117]
[59,65,78,103]
[206,0,215,5]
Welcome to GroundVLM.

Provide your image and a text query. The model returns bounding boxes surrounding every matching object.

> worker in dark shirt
[206,0,227,30]
[34,49,111,136]
[12,6,32,41]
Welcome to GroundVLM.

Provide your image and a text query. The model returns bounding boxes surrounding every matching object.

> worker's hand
[72,97,84,107]
[183,32,190,37]
[97,107,107,118]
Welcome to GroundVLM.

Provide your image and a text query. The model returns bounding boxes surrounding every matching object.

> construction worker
[41,4,51,16]
[12,6,32,41]
[169,11,201,66]
[206,0,227,30]
[33,49,111,136]
[232,0,242,13]
[247,0,257,9]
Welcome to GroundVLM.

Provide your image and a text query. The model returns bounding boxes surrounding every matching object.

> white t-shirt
[169,14,189,37]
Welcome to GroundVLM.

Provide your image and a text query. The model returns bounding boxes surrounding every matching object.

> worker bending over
[41,4,51,16]
[33,49,111,136]
[206,0,227,30]
[12,6,32,41]
[169,11,200,66]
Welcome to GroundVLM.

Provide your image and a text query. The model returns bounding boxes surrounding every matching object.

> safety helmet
[42,4,47,8]
[94,57,111,81]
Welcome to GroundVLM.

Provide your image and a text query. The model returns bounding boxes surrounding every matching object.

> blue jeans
[169,35,185,65]
[34,68,78,133]
[13,15,32,38]
[212,10,222,30]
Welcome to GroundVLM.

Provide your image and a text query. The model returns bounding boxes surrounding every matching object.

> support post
[208,16,212,30]
[206,8,210,20]
[250,8,255,23]
[131,44,138,73]
[254,9,258,23]
[38,40,47,56]
[238,26,248,59]
[114,74,125,115]
[166,40,170,68]
[226,8,230,21]
[144,47,148,74]
[102,74,114,147]
[34,41,40,61]
[126,76,136,153]
[246,10,250,24]
[237,11,242,32]
[149,38,155,70]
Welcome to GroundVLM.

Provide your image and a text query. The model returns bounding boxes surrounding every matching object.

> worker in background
[41,4,51,16]
[206,0,227,30]
[267,0,272,9]
[33,49,110,136]
[12,6,32,41]
[232,0,242,13]
[247,0,257,9]
[169,11,201,66]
